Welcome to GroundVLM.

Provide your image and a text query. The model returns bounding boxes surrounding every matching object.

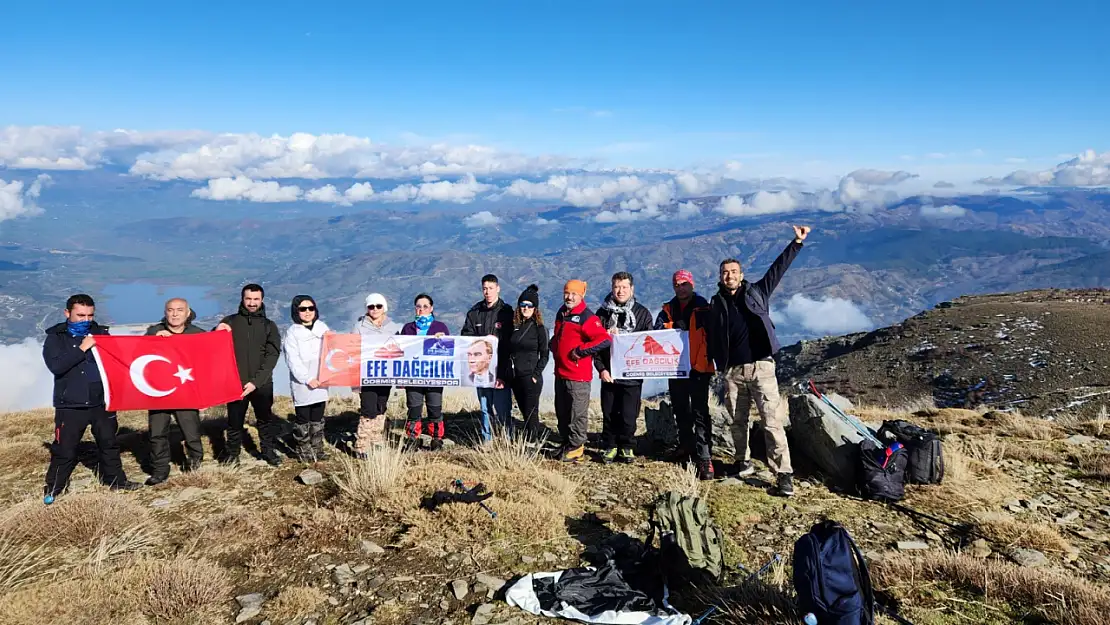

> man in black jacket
[461,274,514,442]
[709,225,810,498]
[42,293,140,504]
[143,298,206,485]
[215,283,282,466]
[594,272,653,464]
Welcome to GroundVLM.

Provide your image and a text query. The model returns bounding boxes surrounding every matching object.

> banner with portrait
[610,329,690,380]
[317,333,499,388]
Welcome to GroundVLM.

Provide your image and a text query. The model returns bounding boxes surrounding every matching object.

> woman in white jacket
[283,295,331,462]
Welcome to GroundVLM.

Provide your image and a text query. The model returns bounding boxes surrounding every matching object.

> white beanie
[364,293,388,312]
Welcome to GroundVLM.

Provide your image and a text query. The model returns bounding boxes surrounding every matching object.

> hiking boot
[406,420,424,439]
[600,447,618,464]
[144,475,168,487]
[771,473,795,498]
[697,460,715,481]
[618,448,636,464]
[559,445,585,463]
[735,461,756,477]
[110,480,141,492]
[262,449,283,468]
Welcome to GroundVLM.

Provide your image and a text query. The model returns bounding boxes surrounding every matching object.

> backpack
[649,491,725,584]
[793,520,875,625]
[857,439,908,502]
[878,420,945,485]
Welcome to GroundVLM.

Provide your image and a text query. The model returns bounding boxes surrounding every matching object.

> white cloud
[1,125,212,171]
[920,204,967,218]
[463,210,502,227]
[0,339,54,410]
[533,217,558,225]
[674,201,701,220]
[715,190,800,216]
[0,174,51,221]
[776,294,873,336]
[191,176,303,202]
[844,169,918,186]
[981,149,1110,187]
[502,176,570,201]
[376,174,493,204]
[304,182,376,205]
[933,180,956,189]
[344,182,376,203]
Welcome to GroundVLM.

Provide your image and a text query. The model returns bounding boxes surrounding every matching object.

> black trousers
[670,371,713,462]
[45,406,128,496]
[224,384,277,457]
[292,401,327,455]
[405,388,444,423]
[359,385,391,419]
[600,381,642,448]
[511,375,543,431]
[148,409,203,479]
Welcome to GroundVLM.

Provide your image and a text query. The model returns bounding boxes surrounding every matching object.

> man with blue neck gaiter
[41,294,140,504]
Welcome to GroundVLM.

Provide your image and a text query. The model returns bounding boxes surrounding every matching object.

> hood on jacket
[290,295,319,328]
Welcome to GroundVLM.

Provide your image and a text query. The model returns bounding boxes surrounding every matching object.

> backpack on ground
[649,491,725,584]
[793,520,875,625]
[857,439,908,502]
[878,420,945,485]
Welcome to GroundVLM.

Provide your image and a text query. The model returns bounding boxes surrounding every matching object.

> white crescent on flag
[129,354,177,397]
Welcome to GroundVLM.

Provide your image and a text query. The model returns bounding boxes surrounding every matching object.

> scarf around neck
[602,294,637,332]
[415,314,434,335]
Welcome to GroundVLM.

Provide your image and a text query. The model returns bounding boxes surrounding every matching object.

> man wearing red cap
[655,269,716,479]
[550,279,611,463]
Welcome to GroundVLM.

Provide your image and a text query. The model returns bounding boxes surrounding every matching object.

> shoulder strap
[842,526,876,624]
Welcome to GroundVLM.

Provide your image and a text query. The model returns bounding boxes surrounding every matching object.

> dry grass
[907,436,1019,513]
[267,585,328,622]
[988,410,1064,440]
[0,534,53,591]
[1078,451,1110,481]
[658,461,702,499]
[0,494,157,550]
[1000,441,1065,464]
[974,513,1072,553]
[874,551,1110,625]
[331,439,412,507]
[0,436,49,472]
[0,409,52,439]
[472,432,545,473]
[142,557,231,624]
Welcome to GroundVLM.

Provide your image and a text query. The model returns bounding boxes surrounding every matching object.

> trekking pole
[806,380,883,446]
[691,606,717,625]
[746,553,781,582]
[454,479,498,519]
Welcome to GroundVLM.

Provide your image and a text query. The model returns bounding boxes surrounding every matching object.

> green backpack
[650,491,725,583]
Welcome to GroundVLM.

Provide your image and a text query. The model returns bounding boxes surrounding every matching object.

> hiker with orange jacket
[654,269,716,479]
[550,279,611,463]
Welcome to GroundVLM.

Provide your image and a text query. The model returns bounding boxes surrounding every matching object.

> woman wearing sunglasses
[283,295,332,462]
[352,293,402,457]
[399,293,450,449]
[508,285,549,434]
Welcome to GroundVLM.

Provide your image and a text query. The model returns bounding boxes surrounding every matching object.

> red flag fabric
[318,333,362,387]
[91,332,243,411]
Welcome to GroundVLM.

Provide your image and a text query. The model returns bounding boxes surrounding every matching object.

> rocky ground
[1,387,1109,625]
[776,288,1110,418]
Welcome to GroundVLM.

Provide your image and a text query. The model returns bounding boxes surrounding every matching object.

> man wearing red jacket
[550,279,611,463]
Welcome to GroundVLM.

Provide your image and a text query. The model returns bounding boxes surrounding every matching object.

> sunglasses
[518,302,535,309]
[367,304,384,310]
[298,306,316,312]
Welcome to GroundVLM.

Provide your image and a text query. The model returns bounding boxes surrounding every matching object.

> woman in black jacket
[508,285,549,434]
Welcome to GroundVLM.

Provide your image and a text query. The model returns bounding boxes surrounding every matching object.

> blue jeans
[477,386,514,441]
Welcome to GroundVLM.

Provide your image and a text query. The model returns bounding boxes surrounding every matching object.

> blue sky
[2,0,1108,178]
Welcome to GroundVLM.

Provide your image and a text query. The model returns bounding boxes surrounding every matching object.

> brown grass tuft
[974,513,1072,553]
[331,439,411,506]
[658,462,702,499]
[1078,451,1110,481]
[267,585,328,622]
[0,494,156,550]
[0,534,53,591]
[142,557,231,624]
[0,437,49,472]
[873,551,1110,625]
[907,436,1020,513]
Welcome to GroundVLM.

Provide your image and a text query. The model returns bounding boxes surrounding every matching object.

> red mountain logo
[625,334,681,357]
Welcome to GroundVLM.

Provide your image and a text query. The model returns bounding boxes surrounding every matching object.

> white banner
[318,334,499,388]
[610,329,690,380]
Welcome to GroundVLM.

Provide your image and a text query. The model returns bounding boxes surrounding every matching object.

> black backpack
[878,420,945,485]
[858,439,908,502]
[793,520,874,625]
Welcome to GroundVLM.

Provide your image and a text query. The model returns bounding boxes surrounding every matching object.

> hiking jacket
[461,298,514,381]
[283,320,331,407]
[144,310,207,336]
[218,303,282,389]
[354,314,402,337]
[399,319,451,336]
[654,294,715,374]
[709,240,802,370]
[42,321,110,409]
[551,301,611,383]
[594,300,653,385]
[508,318,549,381]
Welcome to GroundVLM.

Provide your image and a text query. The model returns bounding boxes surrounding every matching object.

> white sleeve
[283,328,312,384]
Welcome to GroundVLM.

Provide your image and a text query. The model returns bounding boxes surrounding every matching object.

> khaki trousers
[722,358,792,475]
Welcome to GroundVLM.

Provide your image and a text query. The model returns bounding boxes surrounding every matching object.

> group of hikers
[40,225,810,504]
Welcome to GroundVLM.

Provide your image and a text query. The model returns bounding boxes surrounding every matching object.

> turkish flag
[91,332,243,411]
[318,333,362,387]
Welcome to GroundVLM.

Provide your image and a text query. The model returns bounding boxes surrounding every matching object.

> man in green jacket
[215,284,282,466]
[144,298,207,485]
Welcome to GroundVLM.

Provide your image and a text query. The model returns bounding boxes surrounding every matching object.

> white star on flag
[174,365,194,385]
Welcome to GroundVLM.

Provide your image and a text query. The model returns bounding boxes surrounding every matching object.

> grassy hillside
[1,391,1109,624]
